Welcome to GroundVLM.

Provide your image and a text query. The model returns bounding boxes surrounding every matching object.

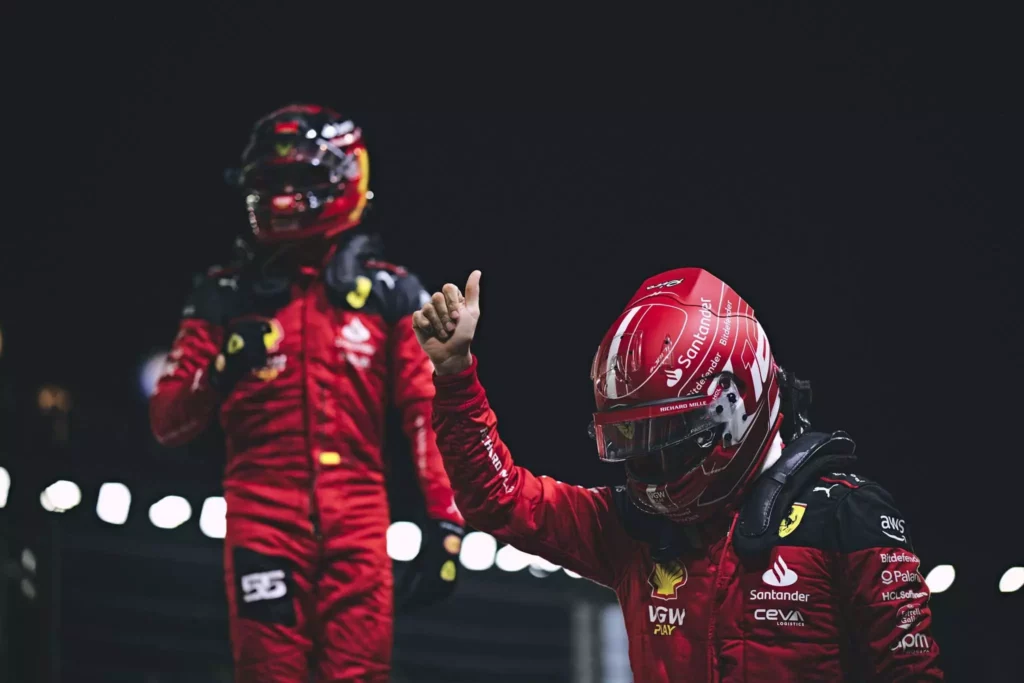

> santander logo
[762,555,798,587]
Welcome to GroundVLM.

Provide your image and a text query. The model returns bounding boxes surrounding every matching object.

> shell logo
[648,561,687,601]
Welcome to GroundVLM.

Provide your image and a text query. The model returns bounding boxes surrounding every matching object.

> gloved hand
[395,520,464,613]
[208,319,275,394]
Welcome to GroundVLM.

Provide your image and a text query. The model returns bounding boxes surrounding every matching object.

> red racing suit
[432,358,944,682]
[150,238,464,682]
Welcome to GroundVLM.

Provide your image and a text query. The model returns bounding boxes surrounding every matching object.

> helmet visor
[242,163,342,235]
[592,384,724,462]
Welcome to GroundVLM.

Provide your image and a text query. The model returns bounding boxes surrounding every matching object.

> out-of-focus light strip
[0,467,9,508]
[199,497,227,538]
[96,483,131,525]
[460,532,497,571]
[41,480,81,513]
[999,567,1024,593]
[924,565,955,593]
[387,521,422,562]
[149,495,191,529]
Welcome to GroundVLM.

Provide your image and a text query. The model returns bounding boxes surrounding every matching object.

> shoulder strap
[732,430,857,558]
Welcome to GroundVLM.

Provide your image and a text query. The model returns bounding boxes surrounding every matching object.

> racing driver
[412,268,944,681]
[150,104,465,682]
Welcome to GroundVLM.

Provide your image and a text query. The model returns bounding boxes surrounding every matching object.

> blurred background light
[199,496,227,539]
[924,564,956,593]
[999,567,1024,593]
[0,466,9,508]
[528,556,562,578]
[21,548,36,574]
[387,521,422,562]
[140,351,170,398]
[96,482,132,525]
[459,531,497,571]
[40,479,82,512]
[149,495,191,529]
[37,385,72,412]
[495,544,533,572]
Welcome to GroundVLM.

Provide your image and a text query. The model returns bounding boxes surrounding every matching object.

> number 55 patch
[233,547,297,626]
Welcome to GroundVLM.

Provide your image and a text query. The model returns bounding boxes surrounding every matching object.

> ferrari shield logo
[778,502,807,538]
[262,319,284,353]
[615,422,635,440]
[346,276,373,309]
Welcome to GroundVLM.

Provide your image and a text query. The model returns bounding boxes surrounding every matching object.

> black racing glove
[395,520,464,613]
[208,319,273,394]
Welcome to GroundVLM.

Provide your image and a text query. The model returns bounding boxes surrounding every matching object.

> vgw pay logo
[648,605,686,636]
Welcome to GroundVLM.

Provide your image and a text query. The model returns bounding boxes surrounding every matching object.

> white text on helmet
[677,298,713,369]
[647,278,684,290]
[746,322,772,402]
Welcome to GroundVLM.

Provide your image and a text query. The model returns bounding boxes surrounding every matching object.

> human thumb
[464,270,482,309]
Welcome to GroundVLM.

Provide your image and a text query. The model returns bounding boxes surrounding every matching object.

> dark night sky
[1,12,1022,678]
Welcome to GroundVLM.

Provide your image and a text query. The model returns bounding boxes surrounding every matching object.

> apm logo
[890,632,930,652]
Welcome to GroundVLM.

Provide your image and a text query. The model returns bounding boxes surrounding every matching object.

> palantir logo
[762,555,798,587]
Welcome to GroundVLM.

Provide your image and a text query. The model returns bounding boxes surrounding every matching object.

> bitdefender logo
[880,552,919,564]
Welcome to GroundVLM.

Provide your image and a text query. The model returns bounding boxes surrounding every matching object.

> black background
[1,8,1021,682]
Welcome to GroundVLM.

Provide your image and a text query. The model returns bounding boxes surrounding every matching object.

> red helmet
[234,104,370,244]
[589,268,782,523]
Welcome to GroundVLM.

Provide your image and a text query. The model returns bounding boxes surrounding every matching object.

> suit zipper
[706,513,739,682]
[300,288,323,548]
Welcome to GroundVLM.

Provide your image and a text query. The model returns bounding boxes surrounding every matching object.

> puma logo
[813,484,838,498]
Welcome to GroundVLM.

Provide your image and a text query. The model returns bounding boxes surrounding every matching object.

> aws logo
[648,561,687,601]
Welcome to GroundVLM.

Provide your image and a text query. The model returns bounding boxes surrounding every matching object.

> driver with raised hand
[412,268,944,682]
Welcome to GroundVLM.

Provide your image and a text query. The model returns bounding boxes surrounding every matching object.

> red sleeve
[149,316,222,447]
[390,314,464,526]
[432,356,634,588]
[836,484,944,680]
